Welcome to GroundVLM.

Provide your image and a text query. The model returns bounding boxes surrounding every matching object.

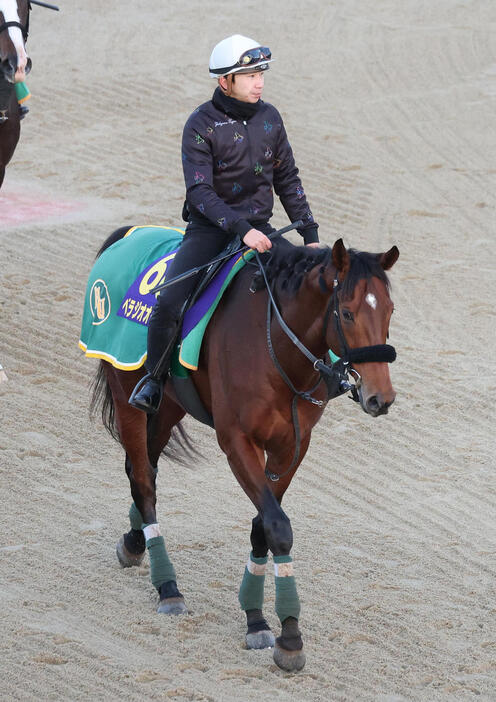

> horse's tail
[90,362,118,441]
[89,225,134,439]
[95,225,133,259]
[90,361,202,466]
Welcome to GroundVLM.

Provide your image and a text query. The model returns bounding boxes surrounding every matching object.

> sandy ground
[1,1,496,700]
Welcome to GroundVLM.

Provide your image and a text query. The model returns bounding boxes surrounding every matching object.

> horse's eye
[342,310,354,322]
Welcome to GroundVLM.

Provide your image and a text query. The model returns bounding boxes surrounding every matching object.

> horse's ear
[331,238,350,274]
[379,246,399,271]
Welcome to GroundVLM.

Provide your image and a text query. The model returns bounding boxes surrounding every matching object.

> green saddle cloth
[79,226,184,369]
[79,225,256,372]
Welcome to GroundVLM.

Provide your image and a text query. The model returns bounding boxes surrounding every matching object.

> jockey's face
[221,70,265,103]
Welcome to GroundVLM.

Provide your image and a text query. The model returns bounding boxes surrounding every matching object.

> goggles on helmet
[210,46,272,76]
[238,47,271,67]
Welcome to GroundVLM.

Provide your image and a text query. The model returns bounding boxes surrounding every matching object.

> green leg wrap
[15,82,30,102]
[274,555,301,623]
[129,502,144,531]
[238,553,268,611]
[146,535,176,590]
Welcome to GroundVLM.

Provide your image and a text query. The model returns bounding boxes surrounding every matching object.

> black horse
[0,0,29,188]
[0,0,58,188]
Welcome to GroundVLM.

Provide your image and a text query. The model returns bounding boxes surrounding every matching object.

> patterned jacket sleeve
[182,112,252,237]
[272,112,319,244]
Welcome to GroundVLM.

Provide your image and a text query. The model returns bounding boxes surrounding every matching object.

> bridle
[0,1,59,42]
[0,3,30,42]
[320,272,396,392]
[254,251,396,481]
[0,17,29,42]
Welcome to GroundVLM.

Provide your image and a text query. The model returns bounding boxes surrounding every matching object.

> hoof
[246,629,276,650]
[116,535,145,568]
[157,596,188,615]
[273,642,306,672]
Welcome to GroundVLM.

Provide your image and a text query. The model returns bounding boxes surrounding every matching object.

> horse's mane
[95,226,132,259]
[263,239,390,298]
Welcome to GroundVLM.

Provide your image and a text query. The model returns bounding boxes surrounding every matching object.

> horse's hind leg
[106,365,186,615]
[116,453,147,567]
[239,514,275,650]
[145,400,188,614]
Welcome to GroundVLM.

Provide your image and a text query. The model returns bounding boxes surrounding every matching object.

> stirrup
[128,373,164,414]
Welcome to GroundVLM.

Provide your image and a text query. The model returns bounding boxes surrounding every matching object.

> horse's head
[0,0,31,83]
[323,238,399,417]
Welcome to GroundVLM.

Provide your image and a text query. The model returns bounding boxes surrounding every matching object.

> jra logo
[90,279,111,325]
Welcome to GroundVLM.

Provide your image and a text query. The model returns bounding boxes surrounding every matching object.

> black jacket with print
[181,88,319,244]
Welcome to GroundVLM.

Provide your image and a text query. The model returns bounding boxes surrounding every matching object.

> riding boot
[129,319,179,414]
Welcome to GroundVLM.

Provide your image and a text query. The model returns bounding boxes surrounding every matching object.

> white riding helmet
[209,34,272,78]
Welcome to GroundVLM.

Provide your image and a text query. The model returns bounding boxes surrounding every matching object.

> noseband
[0,3,30,42]
[0,19,28,42]
[0,2,59,43]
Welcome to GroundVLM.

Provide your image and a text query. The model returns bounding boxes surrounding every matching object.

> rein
[254,252,396,482]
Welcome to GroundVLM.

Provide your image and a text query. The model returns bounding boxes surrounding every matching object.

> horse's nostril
[367,395,380,412]
[366,394,395,416]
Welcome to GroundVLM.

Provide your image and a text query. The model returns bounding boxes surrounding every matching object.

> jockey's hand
[243,229,272,253]
[15,67,26,83]
[306,242,320,248]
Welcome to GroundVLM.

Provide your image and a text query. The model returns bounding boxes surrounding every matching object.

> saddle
[188,235,242,308]
[168,235,243,429]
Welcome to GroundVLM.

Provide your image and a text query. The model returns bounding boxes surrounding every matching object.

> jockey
[130,34,320,414]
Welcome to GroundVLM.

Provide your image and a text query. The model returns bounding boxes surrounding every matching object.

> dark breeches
[145,220,232,370]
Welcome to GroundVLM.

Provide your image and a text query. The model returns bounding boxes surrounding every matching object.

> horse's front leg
[261,486,306,672]
[222,432,306,670]
[239,513,276,650]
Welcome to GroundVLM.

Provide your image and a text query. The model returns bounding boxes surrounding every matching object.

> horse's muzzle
[361,390,395,417]
[0,56,31,82]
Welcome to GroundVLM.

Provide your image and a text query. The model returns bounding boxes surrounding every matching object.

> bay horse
[89,230,399,672]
